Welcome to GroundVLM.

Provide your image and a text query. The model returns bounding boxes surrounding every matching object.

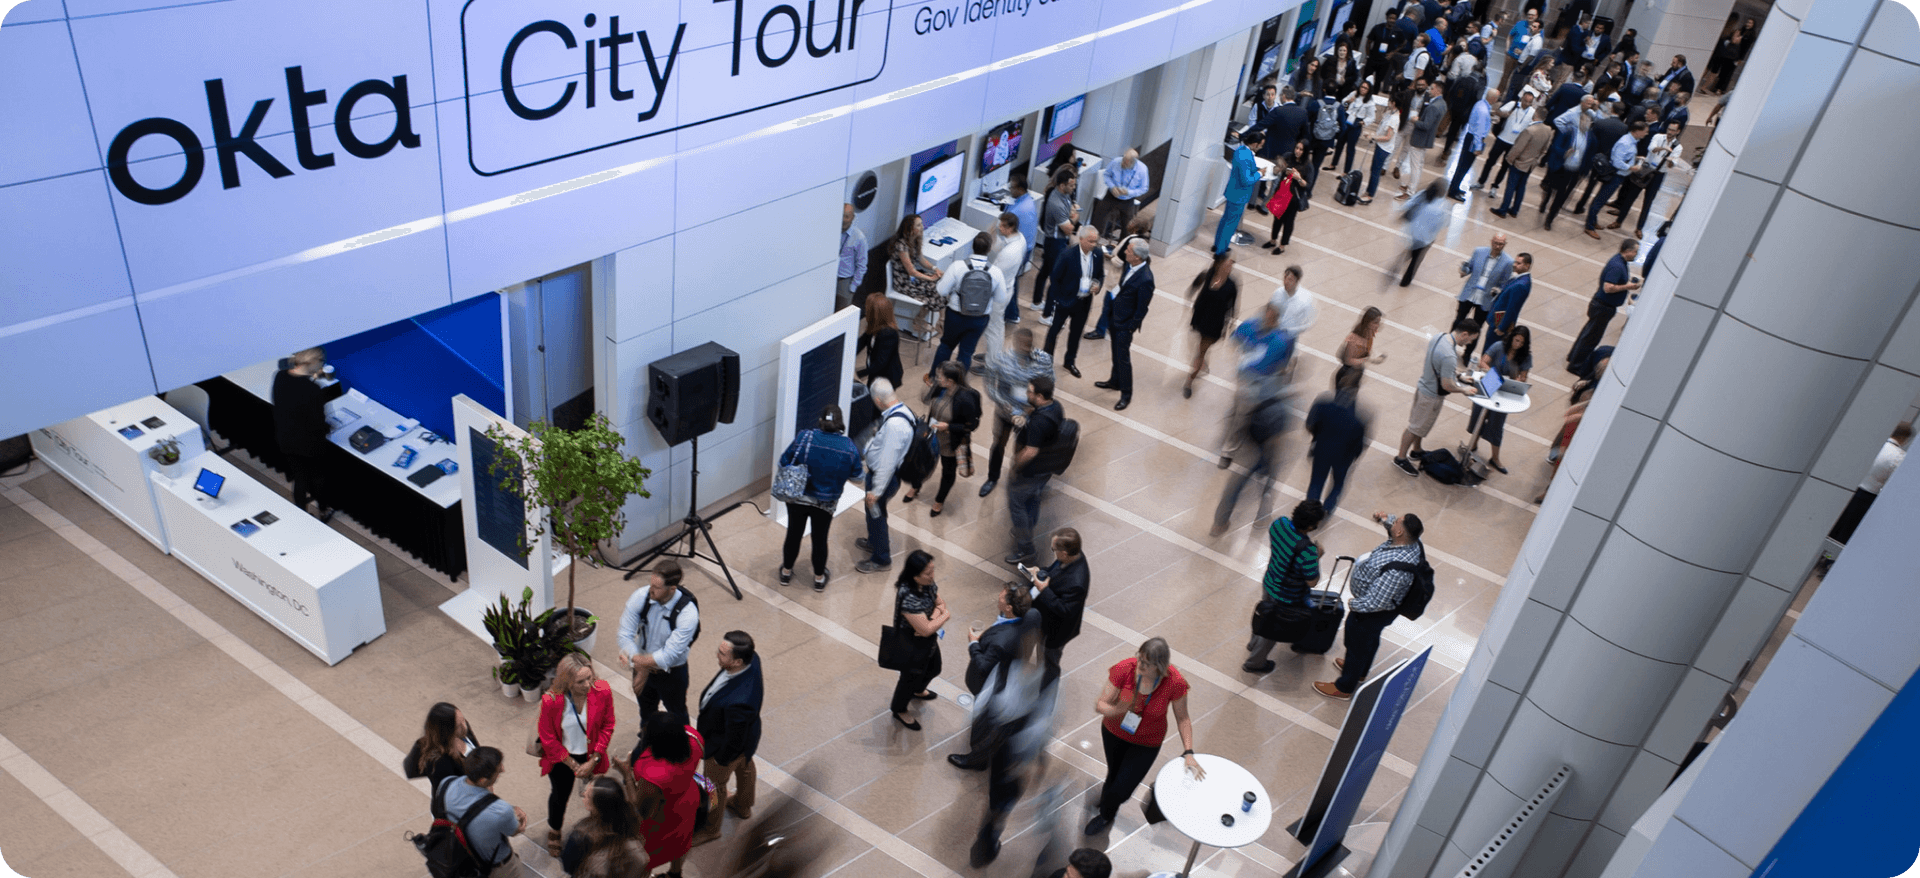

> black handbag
[877,624,930,671]
[1250,536,1314,640]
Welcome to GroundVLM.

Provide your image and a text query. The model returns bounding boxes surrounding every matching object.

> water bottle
[1242,792,1257,813]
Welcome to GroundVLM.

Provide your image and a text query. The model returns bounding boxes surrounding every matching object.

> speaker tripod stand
[622,436,748,599]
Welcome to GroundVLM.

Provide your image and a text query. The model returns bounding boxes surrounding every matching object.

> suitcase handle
[1325,555,1358,597]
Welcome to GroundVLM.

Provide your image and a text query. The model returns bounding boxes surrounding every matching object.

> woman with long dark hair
[403,702,478,790]
[1466,325,1532,474]
[889,214,943,339]
[1335,306,1388,388]
[861,292,904,389]
[904,362,981,517]
[1183,253,1239,399]
[888,550,949,730]
[560,778,645,878]
[618,712,706,877]
[776,404,864,591]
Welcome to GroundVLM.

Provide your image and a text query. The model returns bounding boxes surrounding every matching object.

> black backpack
[1419,448,1466,484]
[955,260,995,317]
[1025,418,1080,476]
[667,586,701,647]
[410,777,498,878]
[1384,546,1436,620]
[1335,170,1363,206]
[887,409,941,487]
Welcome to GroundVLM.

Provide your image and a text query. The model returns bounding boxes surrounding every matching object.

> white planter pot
[522,685,543,703]
[156,459,184,479]
[501,680,520,699]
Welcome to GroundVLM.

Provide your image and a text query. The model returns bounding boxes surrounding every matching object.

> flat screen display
[1046,95,1085,141]
[193,467,225,498]
[1255,44,1284,82]
[915,153,965,215]
[979,120,1024,176]
[1321,0,1352,55]
[1293,20,1320,62]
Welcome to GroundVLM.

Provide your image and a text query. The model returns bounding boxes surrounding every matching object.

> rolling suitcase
[1288,555,1353,655]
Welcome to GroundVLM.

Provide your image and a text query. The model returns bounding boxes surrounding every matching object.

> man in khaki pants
[691,631,763,845]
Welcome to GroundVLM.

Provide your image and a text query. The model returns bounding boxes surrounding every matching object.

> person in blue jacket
[776,404,865,591]
[1214,129,1266,256]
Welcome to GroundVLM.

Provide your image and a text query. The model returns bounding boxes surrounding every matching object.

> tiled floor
[0,132,1702,878]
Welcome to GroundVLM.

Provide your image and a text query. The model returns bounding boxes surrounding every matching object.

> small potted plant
[148,437,184,478]
[492,663,522,699]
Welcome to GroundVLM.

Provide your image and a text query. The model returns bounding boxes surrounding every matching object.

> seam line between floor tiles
[0,729,176,878]
[0,483,574,878]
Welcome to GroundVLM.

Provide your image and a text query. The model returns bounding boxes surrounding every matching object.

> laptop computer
[1478,371,1531,400]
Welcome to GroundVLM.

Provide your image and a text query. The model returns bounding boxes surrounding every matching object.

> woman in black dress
[903,361,981,517]
[1183,253,1239,399]
[888,550,949,730]
[860,292,905,390]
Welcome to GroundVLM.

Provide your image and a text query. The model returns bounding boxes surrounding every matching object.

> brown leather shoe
[1584,229,1602,239]
[546,828,562,857]
[1334,658,1346,672]
[1313,681,1351,700]
[1605,221,1622,230]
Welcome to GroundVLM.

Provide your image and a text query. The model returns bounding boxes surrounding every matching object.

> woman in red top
[619,712,706,876]
[1085,637,1204,836]
[540,654,617,856]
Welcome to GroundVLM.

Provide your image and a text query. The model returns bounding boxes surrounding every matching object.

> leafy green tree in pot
[485,413,652,643]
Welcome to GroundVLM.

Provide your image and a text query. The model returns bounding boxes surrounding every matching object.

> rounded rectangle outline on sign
[458,0,895,176]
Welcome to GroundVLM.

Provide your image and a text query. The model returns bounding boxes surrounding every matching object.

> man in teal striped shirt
[1245,500,1327,673]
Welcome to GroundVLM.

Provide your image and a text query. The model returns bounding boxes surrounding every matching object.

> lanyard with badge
[1121,668,1159,734]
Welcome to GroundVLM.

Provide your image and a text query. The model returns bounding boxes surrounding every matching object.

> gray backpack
[956,261,995,317]
[1313,99,1341,141]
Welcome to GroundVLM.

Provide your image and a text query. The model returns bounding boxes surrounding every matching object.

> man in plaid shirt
[1316,510,1425,700]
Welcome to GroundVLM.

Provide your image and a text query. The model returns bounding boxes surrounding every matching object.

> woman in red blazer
[540,653,616,856]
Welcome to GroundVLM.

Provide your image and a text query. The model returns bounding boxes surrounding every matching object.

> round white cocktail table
[1152,754,1272,877]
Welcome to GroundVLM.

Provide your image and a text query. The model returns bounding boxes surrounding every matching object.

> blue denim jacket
[780,429,864,504]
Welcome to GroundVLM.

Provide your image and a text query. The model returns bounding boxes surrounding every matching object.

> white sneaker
[1023,300,1045,311]
[1037,315,1053,326]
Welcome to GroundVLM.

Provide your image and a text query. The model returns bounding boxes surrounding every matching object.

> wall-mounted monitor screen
[1256,44,1284,82]
[979,120,1025,176]
[914,153,965,215]
[1293,19,1319,61]
[1046,95,1086,142]
[1321,0,1353,55]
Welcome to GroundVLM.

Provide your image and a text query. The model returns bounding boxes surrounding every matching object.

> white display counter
[152,453,384,665]
[30,397,205,552]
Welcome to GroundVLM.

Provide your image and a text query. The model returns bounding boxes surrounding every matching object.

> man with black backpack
[1005,376,1073,565]
[425,746,527,877]
[1314,512,1428,700]
[1394,319,1481,476]
[928,232,1008,375]
[857,379,919,574]
[619,559,702,723]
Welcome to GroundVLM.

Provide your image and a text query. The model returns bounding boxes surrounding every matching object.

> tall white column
[1152,29,1251,254]
[1369,0,1920,875]
[1630,0,1736,76]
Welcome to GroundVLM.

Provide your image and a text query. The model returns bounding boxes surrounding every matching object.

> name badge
[1120,711,1142,734]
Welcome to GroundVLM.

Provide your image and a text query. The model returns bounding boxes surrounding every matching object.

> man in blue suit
[1541,108,1591,230]
[1481,253,1533,356]
[695,630,764,830]
[1456,232,1515,333]
[1043,226,1106,378]
[1094,238,1154,410]
[1215,129,1265,256]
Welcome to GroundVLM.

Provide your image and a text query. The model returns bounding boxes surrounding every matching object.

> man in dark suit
[1026,526,1089,677]
[1254,86,1309,167]
[949,584,1039,769]
[1544,72,1591,122]
[694,630,763,835]
[1656,54,1695,96]
[1570,102,1629,214]
[1042,226,1105,378]
[1094,239,1153,410]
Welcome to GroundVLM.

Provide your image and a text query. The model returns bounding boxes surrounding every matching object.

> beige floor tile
[15,834,134,878]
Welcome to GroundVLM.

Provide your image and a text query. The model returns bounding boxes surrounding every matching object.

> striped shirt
[1350,541,1423,613]
[1262,518,1323,603]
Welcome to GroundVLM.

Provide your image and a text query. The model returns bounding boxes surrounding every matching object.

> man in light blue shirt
[837,203,867,311]
[1096,149,1150,238]
[1446,88,1496,200]
[1585,120,1647,236]
[619,559,701,722]
[1214,129,1265,256]
[1004,174,1040,322]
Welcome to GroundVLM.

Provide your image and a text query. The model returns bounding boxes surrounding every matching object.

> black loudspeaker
[647,343,740,446]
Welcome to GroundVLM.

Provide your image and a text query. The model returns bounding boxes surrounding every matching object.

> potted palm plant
[484,413,650,653]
